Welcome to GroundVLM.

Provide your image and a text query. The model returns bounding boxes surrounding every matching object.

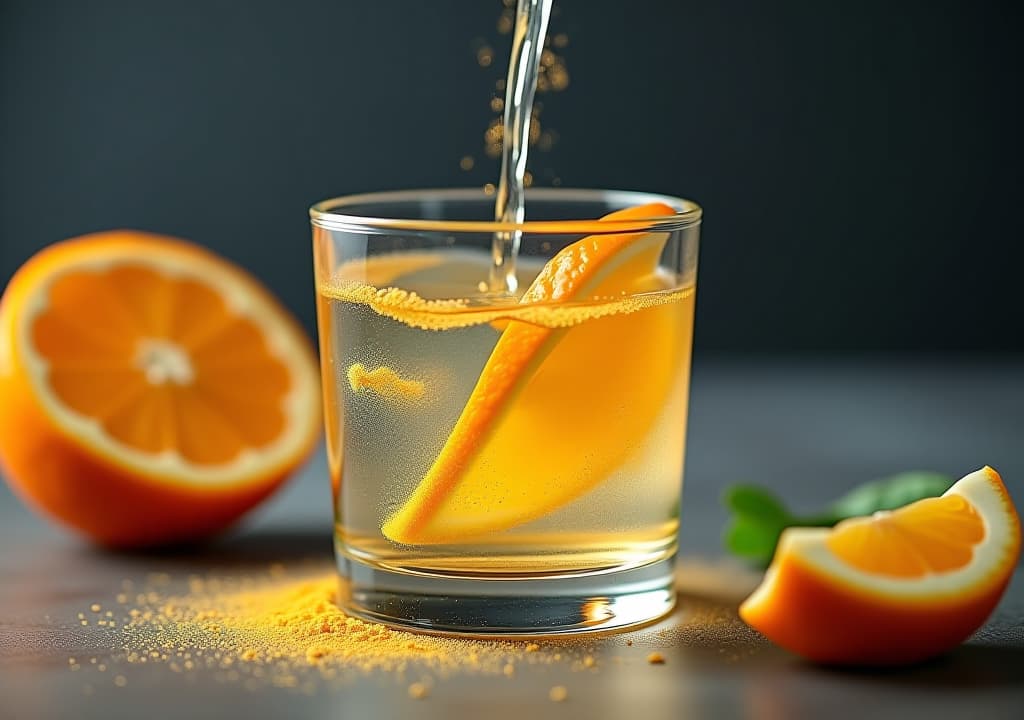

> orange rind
[740,467,1021,664]
[381,203,688,544]
[0,231,321,547]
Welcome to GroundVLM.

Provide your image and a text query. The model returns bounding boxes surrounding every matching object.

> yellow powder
[69,559,759,692]
[87,568,591,688]
[548,685,568,702]
[347,363,425,399]
[318,280,694,332]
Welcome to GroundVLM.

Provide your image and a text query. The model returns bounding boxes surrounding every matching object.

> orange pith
[0,231,321,547]
[381,202,687,545]
[826,494,985,577]
[739,467,1021,665]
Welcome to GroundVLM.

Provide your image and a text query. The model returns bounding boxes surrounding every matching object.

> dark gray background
[2,0,1022,354]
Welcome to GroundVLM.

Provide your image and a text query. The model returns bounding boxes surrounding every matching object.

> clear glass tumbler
[310,188,701,635]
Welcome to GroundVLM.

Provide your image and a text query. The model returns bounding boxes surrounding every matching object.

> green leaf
[722,485,795,567]
[724,517,782,566]
[828,471,954,520]
[723,485,792,525]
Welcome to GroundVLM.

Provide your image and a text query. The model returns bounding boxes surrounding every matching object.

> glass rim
[309,187,701,234]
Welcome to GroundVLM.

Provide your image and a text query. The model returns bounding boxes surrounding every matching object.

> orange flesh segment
[31,265,290,464]
[382,202,684,545]
[826,494,985,578]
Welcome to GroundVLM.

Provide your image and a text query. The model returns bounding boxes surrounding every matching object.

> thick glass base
[336,554,677,636]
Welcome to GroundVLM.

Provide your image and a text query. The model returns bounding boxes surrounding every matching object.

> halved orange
[0,231,321,547]
[740,467,1020,665]
[382,203,690,544]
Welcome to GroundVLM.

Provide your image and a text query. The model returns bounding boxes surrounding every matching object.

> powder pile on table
[68,560,759,692]
[81,568,585,688]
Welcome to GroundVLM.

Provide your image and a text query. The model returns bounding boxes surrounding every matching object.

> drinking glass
[310,188,701,635]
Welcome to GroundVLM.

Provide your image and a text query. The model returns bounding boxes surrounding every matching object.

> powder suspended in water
[548,685,568,702]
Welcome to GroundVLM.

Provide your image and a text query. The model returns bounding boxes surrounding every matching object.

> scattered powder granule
[305,646,329,664]
[74,562,779,694]
[73,567,591,690]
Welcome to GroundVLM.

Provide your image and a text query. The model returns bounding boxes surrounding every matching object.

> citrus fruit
[739,467,1020,665]
[0,231,321,547]
[382,202,687,544]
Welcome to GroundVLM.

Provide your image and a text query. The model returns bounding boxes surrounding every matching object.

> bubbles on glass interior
[330,301,496,538]
[319,246,696,572]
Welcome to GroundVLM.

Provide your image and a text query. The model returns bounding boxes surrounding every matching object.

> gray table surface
[1,360,1022,719]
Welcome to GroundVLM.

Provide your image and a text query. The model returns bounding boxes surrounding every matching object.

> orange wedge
[382,203,686,544]
[0,231,321,547]
[740,467,1021,665]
